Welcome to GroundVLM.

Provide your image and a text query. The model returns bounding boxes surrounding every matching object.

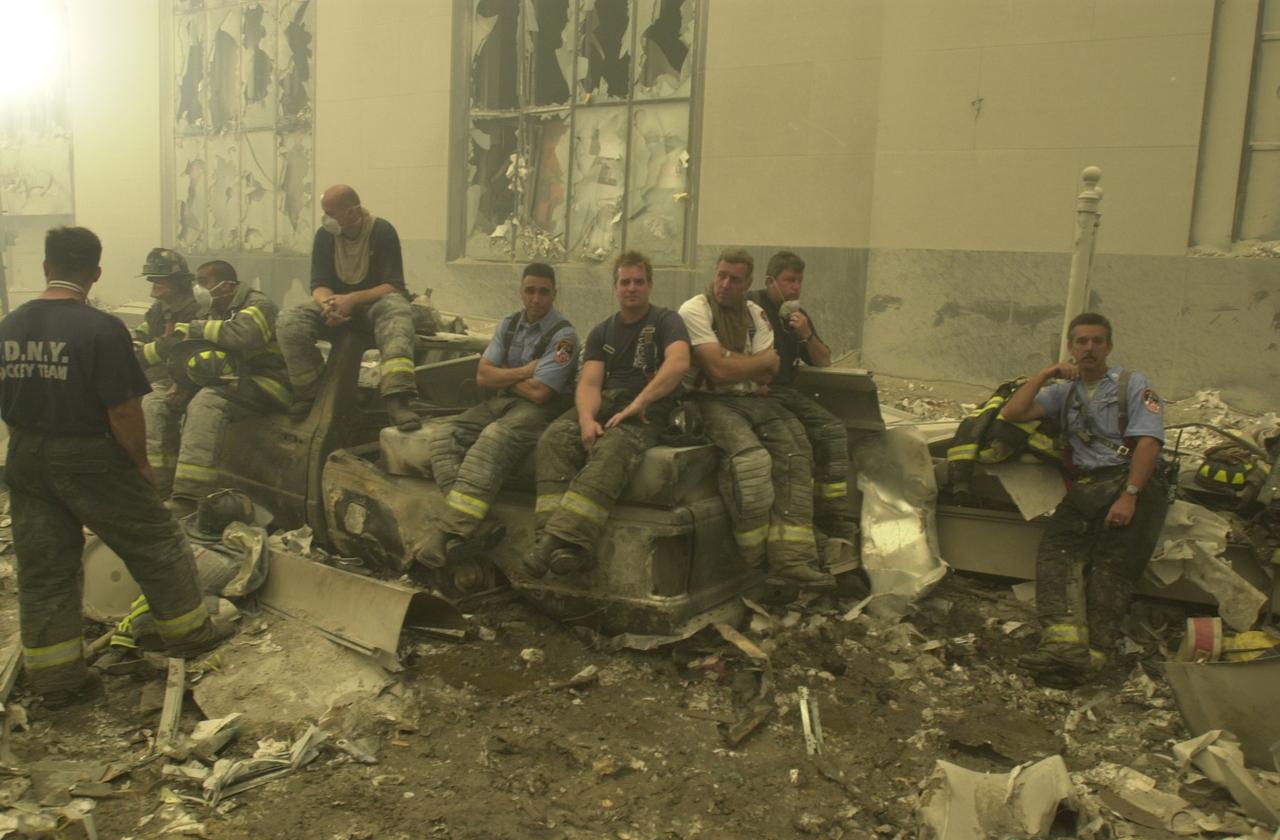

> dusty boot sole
[549,546,593,576]
[765,571,837,592]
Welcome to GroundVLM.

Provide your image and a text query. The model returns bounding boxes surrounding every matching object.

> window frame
[446,0,707,268]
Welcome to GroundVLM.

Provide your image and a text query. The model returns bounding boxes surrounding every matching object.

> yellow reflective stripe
[535,493,564,514]
[817,481,848,500]
[176,462,219,481]
[1042,623,1087,646]
[147,451,176,469]
[947,443,978,462]
[964,395,1005,418]
[380,356,415,376]
[768,523,815,544]
[154,602,208,640]
[242,306,270,342]
[1027,431,1056,452]
[561,491,608,525]
[136,323,152,339]
[446,490,489,520]
[23,636,84,671]
[204,319,222,343]
[291,366,320,388]
[250,375,291,408]
[143,342,162,365]
[734,524,768,549]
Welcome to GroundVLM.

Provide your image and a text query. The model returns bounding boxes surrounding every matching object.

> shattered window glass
[463,0,697,266]
[167,0,315,257]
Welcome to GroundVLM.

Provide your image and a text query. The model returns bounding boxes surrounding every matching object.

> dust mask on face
[321,215,342,236]
[192,285,213,309]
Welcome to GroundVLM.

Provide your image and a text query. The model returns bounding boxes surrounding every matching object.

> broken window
[462,0,698,265]
[166,0,315,258]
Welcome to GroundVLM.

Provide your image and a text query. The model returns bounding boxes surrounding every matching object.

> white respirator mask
[321,214,343,236]
[192,285,213,309]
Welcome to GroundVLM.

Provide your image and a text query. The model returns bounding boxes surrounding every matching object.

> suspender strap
[1062,370,1134,459]
[500,312,570,364]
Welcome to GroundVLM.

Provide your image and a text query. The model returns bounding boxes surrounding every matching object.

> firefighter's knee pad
[729,446,773,519]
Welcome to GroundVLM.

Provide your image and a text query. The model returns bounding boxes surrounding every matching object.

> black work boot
[164,617,237,661]
[288,399,314,420]
[523,534,559,578]
[414,531,449,569]
[766,562,837,592]
[37,671,105,711]
[384,393,421,432]
[446,522,507,564]
[548,543,593,576]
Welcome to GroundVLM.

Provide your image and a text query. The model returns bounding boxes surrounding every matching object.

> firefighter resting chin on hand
[999,311,1169,687]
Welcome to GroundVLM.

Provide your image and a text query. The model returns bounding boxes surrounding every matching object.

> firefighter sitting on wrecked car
[1001,311,1169,687]
[524,250,691,578]
[142,258,292,507]
[678,248,835,591]
[133,247,209,385]
[418,262,579,568]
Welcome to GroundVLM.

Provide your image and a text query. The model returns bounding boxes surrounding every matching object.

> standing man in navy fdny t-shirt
[1000,311,1168,687]
[0,227,232,708]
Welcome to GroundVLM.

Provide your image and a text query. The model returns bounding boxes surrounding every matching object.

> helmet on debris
[141,248,194,292]
[185,488,274,543]
[1195,456,1255,492]
[168,340,237,390]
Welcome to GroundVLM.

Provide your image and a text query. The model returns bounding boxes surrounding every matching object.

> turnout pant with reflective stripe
[426,394,563,539]
[149,383,288,500]
[534,392,671,552]
[695,393,820,572]
[277,293,418,400]
[1035,468,1169,650]
[7,430,221,693]
[767,386,855,542]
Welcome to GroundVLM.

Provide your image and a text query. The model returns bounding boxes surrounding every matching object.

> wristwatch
[1123,484,1140,496]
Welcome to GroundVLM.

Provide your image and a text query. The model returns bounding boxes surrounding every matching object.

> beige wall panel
[1083,147,1199,255]
[869,149,1078,252]
[357,91,451,171]
[876,48,981,151]
[68,0,162,305]
[976,34,1208,150]
[391,166,449,256]
[706,0,882,68]
[979,1,1096,47]
[701,63,813,158]
[808,59,882,156]
[881,0,1002,53]
[697,154,874,247]
[1091,0,1213,40]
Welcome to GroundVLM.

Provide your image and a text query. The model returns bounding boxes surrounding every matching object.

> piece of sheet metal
[258,549,465,666]
[82,535,143,622]
[1165,657,1280,769]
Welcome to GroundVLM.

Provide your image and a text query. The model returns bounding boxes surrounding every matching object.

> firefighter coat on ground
[427,309,578,540]
[678,293,821,575]
[1032,366,1169,653]
[534,306,690,553]
[0,297,224,694]
[144,284,291,499]
[134,293,207,383]
[277,215,418,402]
[748,288,855,542]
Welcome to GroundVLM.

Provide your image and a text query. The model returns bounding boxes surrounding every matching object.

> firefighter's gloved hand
[186,320,206,341]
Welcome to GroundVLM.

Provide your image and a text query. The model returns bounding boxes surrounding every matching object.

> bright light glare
[0,0,63,103]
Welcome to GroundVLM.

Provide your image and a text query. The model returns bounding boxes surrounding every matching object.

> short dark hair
[522,262,556,286]
[717,248,754,278]
[45,226,102,280]
[766,250,805,279]
[613,250,652,284]
[1068,312,1112,344]
[197,260,238,286]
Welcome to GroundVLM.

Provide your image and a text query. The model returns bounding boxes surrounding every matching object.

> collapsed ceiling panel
[206,134,241,251]
[624,103,688,264]
[576,0,631,102]
[569,105,627,261]
[518,112,570,259]
[276,131,314,254]
[466,118,520,259]
[241,2,276,130]
[240,129,275,252]
[473,0,520,110]
[175,12,207,134]
[175,136,208,252]
[207,5,240,133]
[528,0,573,106]
[278,0,313,127]
[633,0,694,100]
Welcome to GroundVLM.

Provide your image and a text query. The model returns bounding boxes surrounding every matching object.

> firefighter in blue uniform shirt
[1001,312,1168,686]
[419,262,578,567]
[0,227,231,708]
